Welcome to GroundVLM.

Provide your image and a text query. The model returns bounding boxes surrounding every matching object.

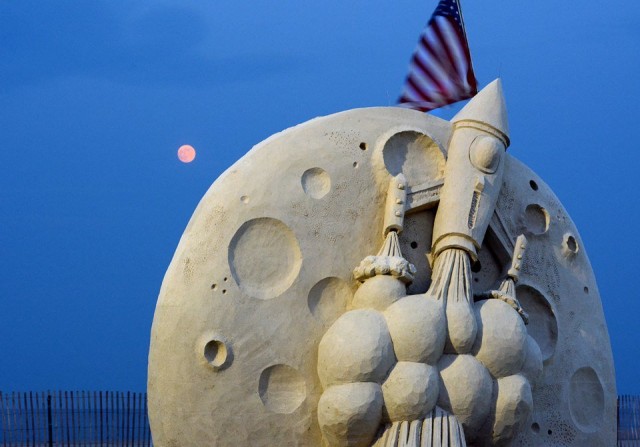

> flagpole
[454,0,478,92]
[454,0,469,38]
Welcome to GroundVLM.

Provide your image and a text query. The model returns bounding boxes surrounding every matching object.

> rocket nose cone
[452,79,509,146]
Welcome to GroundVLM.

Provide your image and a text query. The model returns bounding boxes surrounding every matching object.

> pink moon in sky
[177,145,196,163]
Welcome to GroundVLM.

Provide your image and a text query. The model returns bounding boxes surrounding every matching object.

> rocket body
[431,79,510,262]
[431,123,507,261]
[425,79,510,355]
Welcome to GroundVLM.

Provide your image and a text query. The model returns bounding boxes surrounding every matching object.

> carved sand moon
[149,81,616,446]
[177,144,196,163]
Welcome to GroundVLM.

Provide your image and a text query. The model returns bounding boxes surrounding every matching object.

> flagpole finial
[452,78,510,148]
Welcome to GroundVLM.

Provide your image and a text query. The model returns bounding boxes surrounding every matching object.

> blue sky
[1,1,639,393]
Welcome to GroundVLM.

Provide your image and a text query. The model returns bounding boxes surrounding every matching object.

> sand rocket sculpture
[316,80,541,447]
[148,79,617,446]
[428,79,510,354]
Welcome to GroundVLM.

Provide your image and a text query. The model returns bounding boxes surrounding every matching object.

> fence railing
[0,391,152,446]
[619,394,640,446]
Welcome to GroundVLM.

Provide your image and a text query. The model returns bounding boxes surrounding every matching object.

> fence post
[47,394,53,447]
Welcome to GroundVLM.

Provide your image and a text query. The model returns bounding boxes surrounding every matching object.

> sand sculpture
[148,80,616,446]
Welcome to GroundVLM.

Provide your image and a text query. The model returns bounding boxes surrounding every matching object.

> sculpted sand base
[148,80,616,446]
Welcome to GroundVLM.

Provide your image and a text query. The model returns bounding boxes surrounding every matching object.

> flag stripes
[399,0,477,112]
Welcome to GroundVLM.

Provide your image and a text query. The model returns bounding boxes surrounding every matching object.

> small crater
[516,285,558,361]
[301,167,331,199]
[569,366,604,431]
[531,422,540,433]
[562,233,579,257]
[240,195,250,204]
[211,283,217,290]
[524,204,550,235]
[200,336,233,371]
[204,341,225,365]
[222,289,227,294]
[353,161,358,168]
[382,131,445,186]
[529,180,539,191]
[307,277,353,325]
[547,429,553,435]
[228,217,302,300]
[359,142,367,150]
[410,241,418,249]
[471,260,482,273]
[259,364,306,414]
[584,286,589,294]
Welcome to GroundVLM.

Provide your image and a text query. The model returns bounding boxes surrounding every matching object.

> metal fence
[619,394,640,446]
[0,391,152,446]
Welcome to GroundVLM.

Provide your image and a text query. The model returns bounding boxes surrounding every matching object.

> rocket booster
[431,79,510,262]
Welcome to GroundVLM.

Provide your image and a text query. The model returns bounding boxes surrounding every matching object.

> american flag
[398,0,477,112]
